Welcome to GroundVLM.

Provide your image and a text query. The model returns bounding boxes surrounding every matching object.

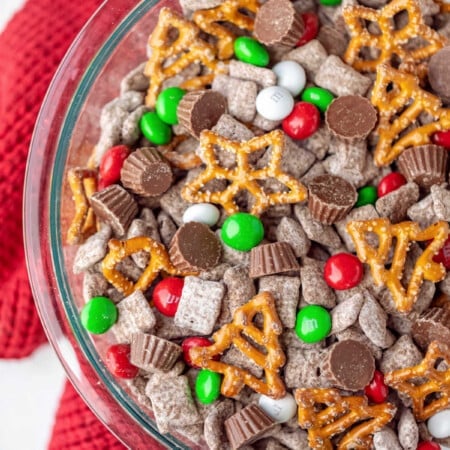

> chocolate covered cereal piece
[82,271,109,303]
[375,182,420,223]
[379,335,423,374]
[275,217,310,258]
[330,292,364,334]
[145,373,202,434]
[373,427,403,450]
[407,193,438,228]
[204,399,235,450]
[282,40,328,80]
[111,290,156,343]
[228,60,277,88]
[73,226,111,274]
[300,258,336,308]
[398,407,419,450]
[431,183,450,221]
[223,265,256,315]
[174,276,225,335]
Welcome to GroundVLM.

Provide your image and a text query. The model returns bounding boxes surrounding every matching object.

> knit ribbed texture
[0,1,152,448]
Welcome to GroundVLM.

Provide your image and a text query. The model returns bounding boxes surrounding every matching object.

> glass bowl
[24,0,199,448]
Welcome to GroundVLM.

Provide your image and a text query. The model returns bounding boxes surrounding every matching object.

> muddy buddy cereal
[67,0,450,448]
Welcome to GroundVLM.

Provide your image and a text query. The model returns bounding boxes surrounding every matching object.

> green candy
[195,369,222,404]
[319,0,342,5]
[301,87,335,112]
[221,212,264,252]
[234,36,269,67]
[295,305,331,344]
[139,111,172,145]
[355,185,378,208]
[155,87,186,125]
[80,296,118,334]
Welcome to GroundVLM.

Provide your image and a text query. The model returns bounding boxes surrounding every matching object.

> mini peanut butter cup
[224,404,275,450]
[411,307,450,350]
[308,174,357,225]
[322,339,375,391]
[169,221,222,272]
[90,184,138,236]
[254,0,304,48]
[325,95,378,143]
[249,242,299,278]
[130,332,182,372]
[177,90,227,138]
[397,145,448,190]
[120,147,172,197]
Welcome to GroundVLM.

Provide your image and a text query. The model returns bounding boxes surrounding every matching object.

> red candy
[99,145,131,187]
[432,130,450,148]
[152,277,184,317]
[105,344,139,379]
[364,370,389,404]
[417,442,441,450]
[323,253,363,290]
[432,235,450,269]
[296,12,319,47]
[377,172,407,198]
[282,101,320,140]
[182,337,214,368]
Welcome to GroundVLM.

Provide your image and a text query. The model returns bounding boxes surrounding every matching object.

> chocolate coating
[412,307,450,350]
[325,339,375,391]
[254,0,304,47]
[177,90,227,138]
[169,221,222,271]
[325,95,377,141]
[428,46,450,103]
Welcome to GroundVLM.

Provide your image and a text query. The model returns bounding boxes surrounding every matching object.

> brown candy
[411,307,450,350]
[249,242,300,278]
[130,332,182,372]
[224,404,275,450]
[254,0,304,48]
[120,147,172,197]
[90,184,138,236]
[397,145,448,190]
[308,174,357,225]
[169,221,222,272]
[322,339,375,391]
[177,90,227,138]
[325,95,378,143]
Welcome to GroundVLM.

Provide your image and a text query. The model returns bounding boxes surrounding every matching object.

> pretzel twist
[144,7,227,108]
[193,0,260,60]
[346,218,449,313]
[343,0,447,74]
[371,64,450,166]
[385,341,450,421]
[295,388,396,449]
[189,291,286,399]
[67,167,98,245]
[102,236,186,296]
[182,129,308,216]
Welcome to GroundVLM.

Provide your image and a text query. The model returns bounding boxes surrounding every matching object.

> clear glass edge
[24,0,189,448]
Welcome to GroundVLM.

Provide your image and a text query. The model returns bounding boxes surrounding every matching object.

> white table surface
[0,2,66,450]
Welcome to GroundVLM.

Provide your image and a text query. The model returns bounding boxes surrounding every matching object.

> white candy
[258,393,297,423]
[427,409,450,438]
[255,86,294,121]
[272,60,306,96]
[182,203,220,226]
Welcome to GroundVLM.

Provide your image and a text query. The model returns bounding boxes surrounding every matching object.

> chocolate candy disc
[169,221,222,272]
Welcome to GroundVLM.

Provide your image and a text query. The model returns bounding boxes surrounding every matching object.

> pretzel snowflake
[182,129,308,216]
[295,388,396,449]
[189,291,286,399]
[385,341,450,421]
[343,0,447,73]
[347,218,449,313]
[371,64,450,166]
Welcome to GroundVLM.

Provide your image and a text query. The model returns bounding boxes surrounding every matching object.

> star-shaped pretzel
[144,7,226,107]
[193,0,260,60]
[385,341,450,421]
[189,291,286,399]
[102,236,186,296]
[347,218,449,313]
[295,388,396,449]
[67,167,97,245]
[371,64,450,166]
[182,129,308,216]
[343,0,447,73]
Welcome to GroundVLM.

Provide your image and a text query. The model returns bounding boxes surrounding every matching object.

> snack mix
[68,0,450,448]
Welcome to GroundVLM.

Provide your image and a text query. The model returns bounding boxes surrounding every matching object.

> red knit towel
[0,1,152,448]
